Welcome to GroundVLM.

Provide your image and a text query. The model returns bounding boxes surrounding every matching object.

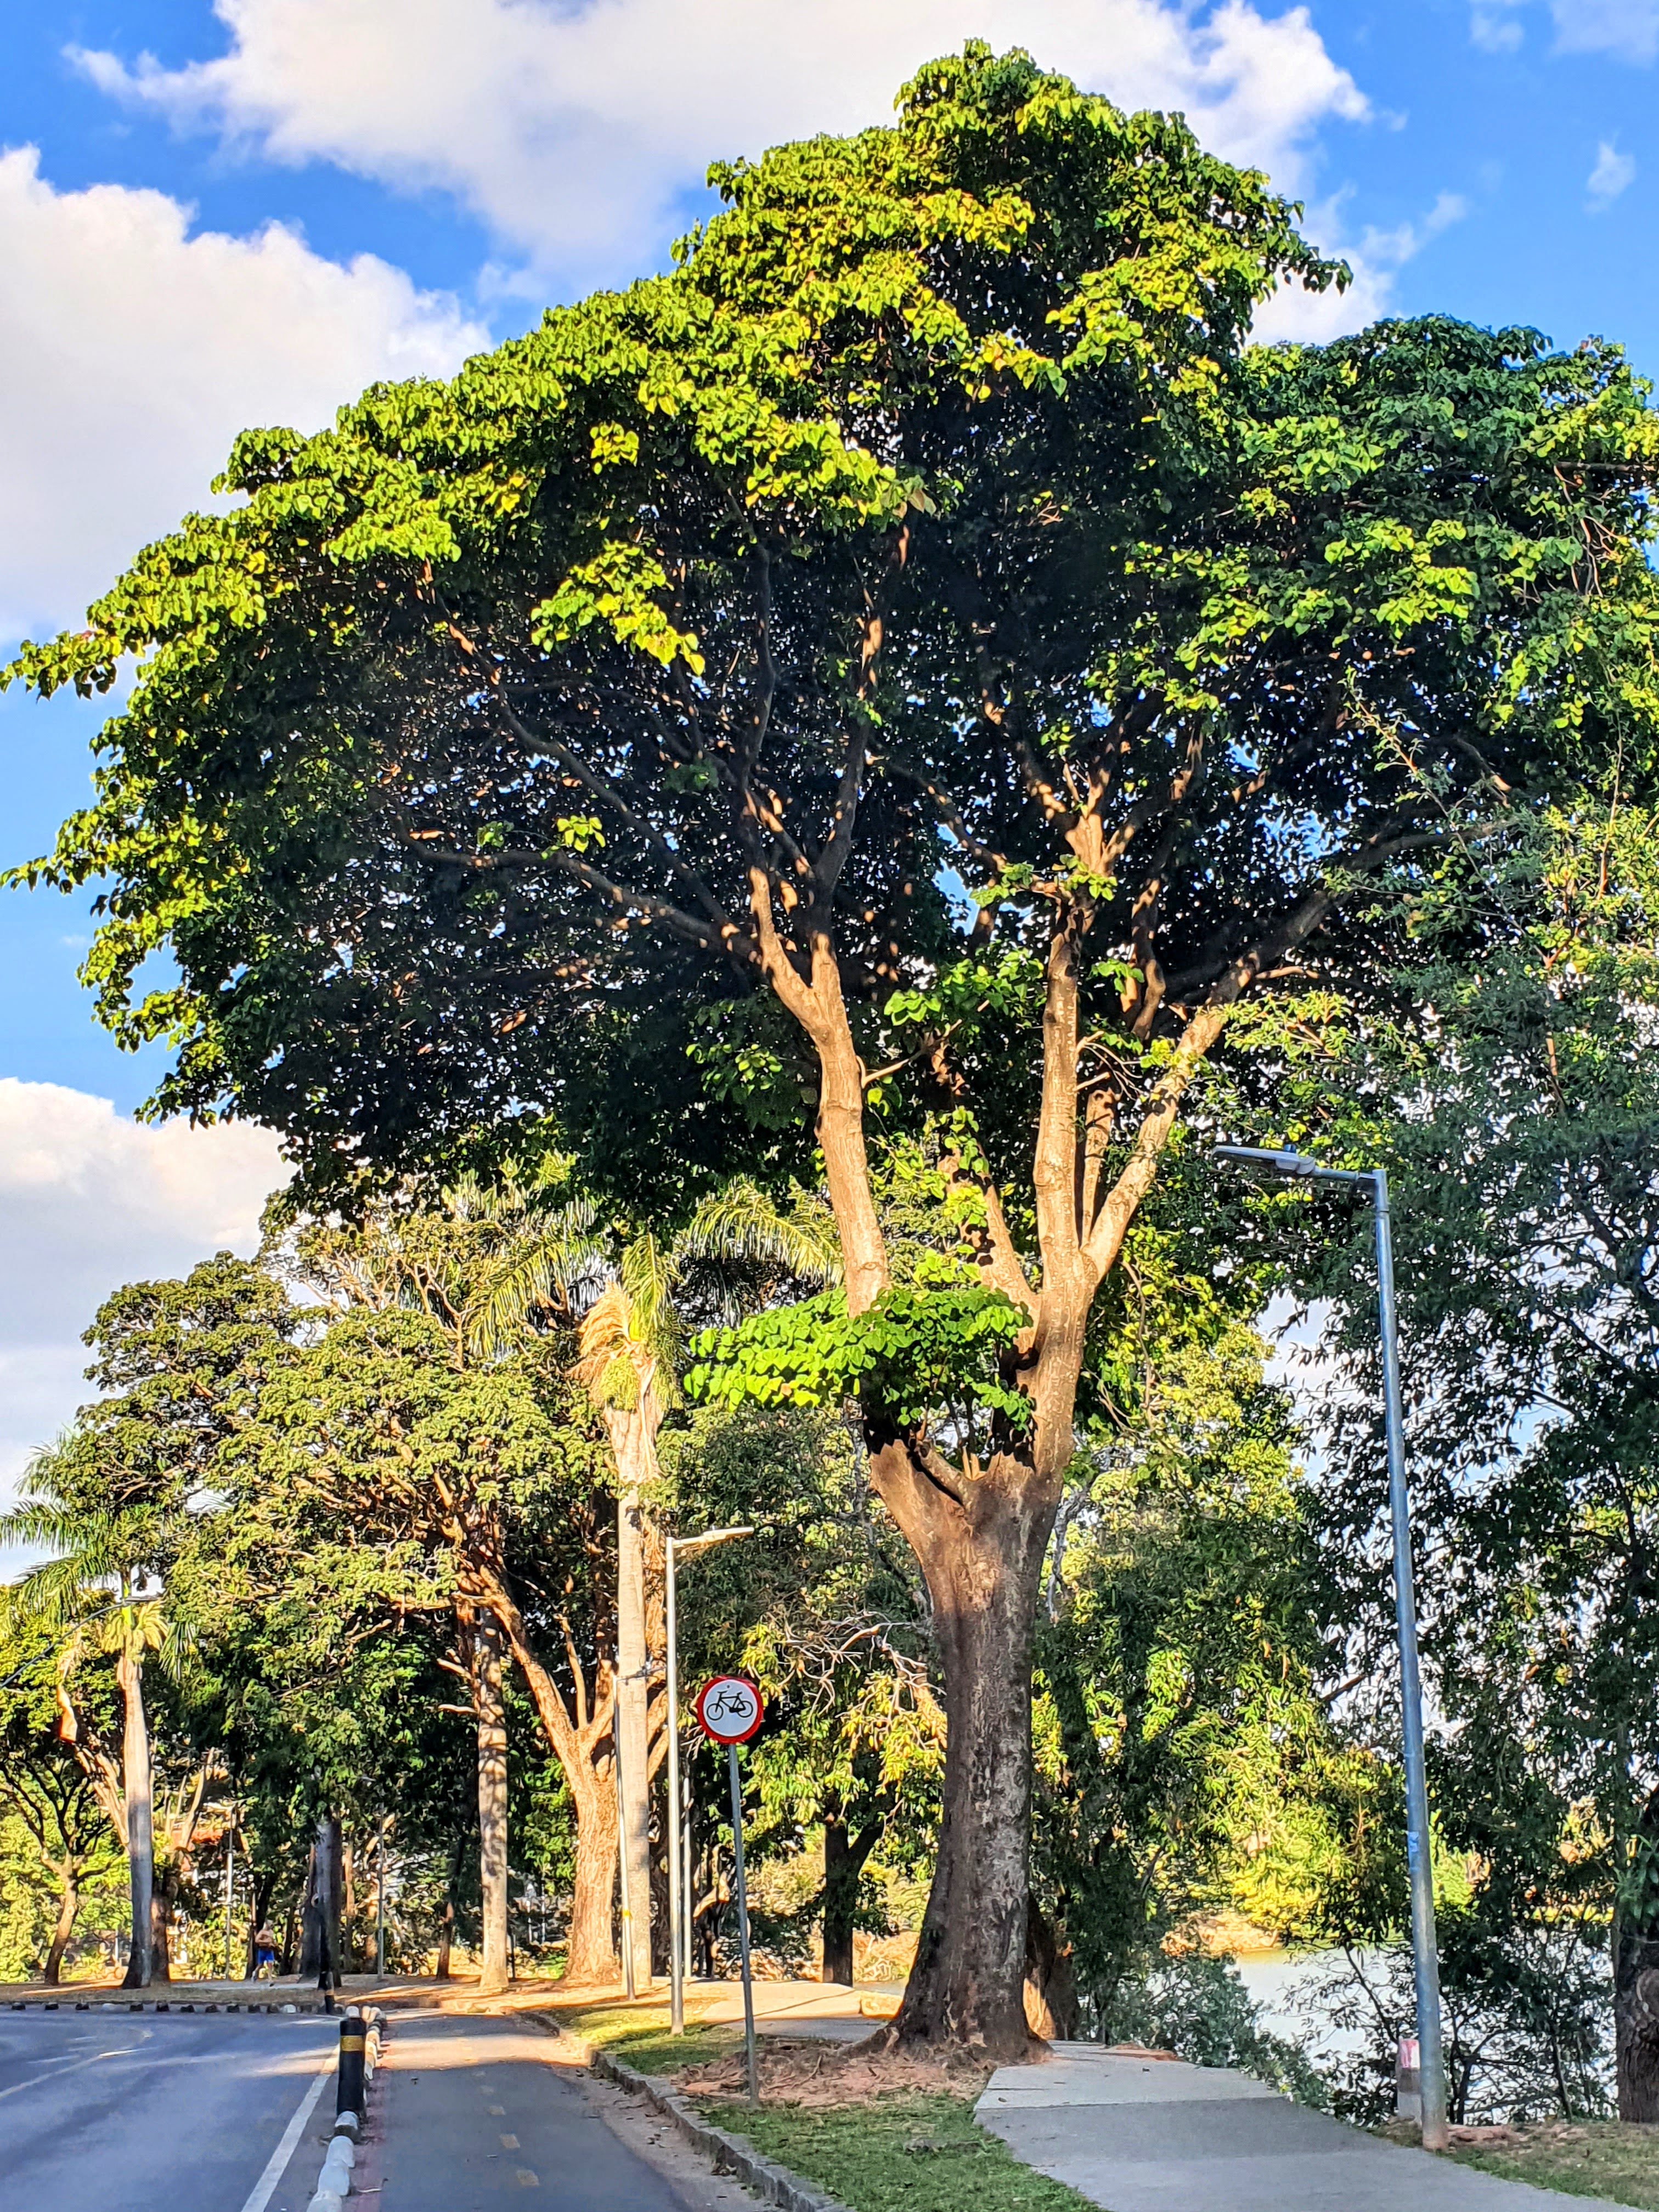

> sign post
[695,1675,764,2106]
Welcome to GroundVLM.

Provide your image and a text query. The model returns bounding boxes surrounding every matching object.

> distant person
[253,1927,278,1978]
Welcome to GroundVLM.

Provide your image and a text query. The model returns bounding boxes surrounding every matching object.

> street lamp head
[670,1525,755,1559]
[1210,1143,1372,1189]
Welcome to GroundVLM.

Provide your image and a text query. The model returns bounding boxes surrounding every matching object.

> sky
[1,0,1657,1510]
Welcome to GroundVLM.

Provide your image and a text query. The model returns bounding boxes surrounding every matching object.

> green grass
[697,2089,1101,2212]
[550,2001,743,2078]
[1447,2123,1659,2208]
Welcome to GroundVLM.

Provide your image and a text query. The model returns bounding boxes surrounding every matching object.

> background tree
[14,47,1659,2051]
[1297,794,1659,2119]
[0,1621,125,1983]
[0,1256,289,1982]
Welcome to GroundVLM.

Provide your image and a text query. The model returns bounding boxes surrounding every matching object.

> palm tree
[468,1180,839,1989]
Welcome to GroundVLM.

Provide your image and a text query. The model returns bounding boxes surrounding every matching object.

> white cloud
[0,1079,283,1545]
[1550,0,1659,60]
[75,0,1369,283]
[1471,0,1527,49]
[1587,138,1637,205]
[1253,190,1469,343]
[0,146,488,642]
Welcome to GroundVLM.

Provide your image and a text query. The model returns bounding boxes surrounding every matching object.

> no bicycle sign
[694,1675,764,1744]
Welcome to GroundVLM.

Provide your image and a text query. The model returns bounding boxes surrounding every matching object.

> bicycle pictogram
[694,1674,764,1743]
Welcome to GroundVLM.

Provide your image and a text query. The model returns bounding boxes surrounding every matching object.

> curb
[8,1997,331,2015]
[305,2005,386,2212]
[528,2016,851,2212]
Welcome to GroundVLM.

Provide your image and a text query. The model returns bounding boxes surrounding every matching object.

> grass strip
[1448,2123,1659,2209]
[552,2003,742,2077]
[697,2089,1101,2212]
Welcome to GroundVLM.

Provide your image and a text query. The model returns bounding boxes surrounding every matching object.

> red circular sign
[694,1675,764,1743]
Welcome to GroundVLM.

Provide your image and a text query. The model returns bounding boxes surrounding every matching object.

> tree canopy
[11,38,1659,2055]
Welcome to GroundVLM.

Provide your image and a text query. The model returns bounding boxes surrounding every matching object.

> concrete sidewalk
[975,2046,1594,2212]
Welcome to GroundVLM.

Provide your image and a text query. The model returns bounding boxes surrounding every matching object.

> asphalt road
[0,2006,338,2212]
[0,2005,730,2211]
[379,2011,701,2210]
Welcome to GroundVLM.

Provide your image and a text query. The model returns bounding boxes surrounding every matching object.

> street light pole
[665,1526,754,2035]
[1211,1146,1448,2149]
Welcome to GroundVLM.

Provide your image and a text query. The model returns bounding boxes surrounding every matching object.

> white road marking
[236,2042,336,2212]
[0,2043,145,2102]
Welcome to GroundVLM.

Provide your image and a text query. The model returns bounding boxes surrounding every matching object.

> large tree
[11,48,1658,2050]
[1,1257,294,1983]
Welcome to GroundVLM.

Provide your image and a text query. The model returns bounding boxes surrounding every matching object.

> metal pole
[375,1808,386,1977]
[727,1742,758,2107]
[667,1538,684,2034]
[615,1731,636,2001]
[1372,1169,1449,2149]
[683,1779,695,1993]
[223,1814,235,1982]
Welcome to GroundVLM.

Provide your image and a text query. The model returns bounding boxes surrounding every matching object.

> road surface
[0,2002,742,2210]
[0,2005,337,2211]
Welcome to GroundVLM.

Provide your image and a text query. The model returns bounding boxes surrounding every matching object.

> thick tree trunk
[43,1858,79,1985]
[470,1607,511,1994]
[882,1452,1057,2059]
[470,1564,619,1986]
[1615,1797,1659,2120]
[609,1409,655,1994]
[566,1768,620,1985]
[301,1819,343,1986]
[117,1644,153,1988]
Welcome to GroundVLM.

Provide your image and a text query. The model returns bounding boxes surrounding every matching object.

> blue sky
[0,0,1656,1486]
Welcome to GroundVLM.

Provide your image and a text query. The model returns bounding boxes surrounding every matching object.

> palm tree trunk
[117,1643,153,1988]
[469,1607,511,1994]
[610,1409,654,1994]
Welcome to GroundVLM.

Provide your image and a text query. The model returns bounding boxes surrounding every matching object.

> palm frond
[677,1181,843,1286]
[463,1197,604,1358]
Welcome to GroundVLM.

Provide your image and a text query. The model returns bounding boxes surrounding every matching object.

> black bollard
[336,2009,366,2118]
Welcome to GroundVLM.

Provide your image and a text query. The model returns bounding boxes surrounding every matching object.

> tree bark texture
[434,1820,465,1979]
[300,1818,343,1986]
[469,1606,511,1994]
[821,1813,883,1987]
[117,1644,153,1988]
[1023,1899,1080,2040]
[43,1858,79,1985]
[1616,1793,1659,2121]
[608,1407,656,1994]
[879,1454,1057,2056]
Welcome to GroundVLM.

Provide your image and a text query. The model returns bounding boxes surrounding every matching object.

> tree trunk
[301,1819,343,1986]
[610,1408,655,1994]
[298,1843,321,1977]
[565,1763,620,1985]
[43,1856,79,1985]
[472,1567,619,1984]
[1023,1898,1080,2041]
[342,1841,357,1972]
[117,1644,154,1988]
[434,1821,466,1980]
[149,1866,177,1982]
[880,1449,1056,2059]
[470,1607,511,1995]
[1615,1794,1659,2120]
[822,1810,884,1987]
